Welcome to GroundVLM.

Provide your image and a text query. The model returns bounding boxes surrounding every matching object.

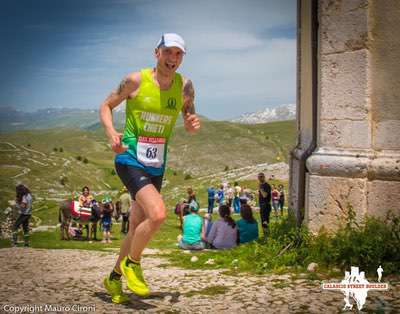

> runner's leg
[114,201,145,273]
[129,184,166,261]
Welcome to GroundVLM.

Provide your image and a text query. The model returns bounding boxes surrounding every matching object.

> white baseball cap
[156,33,186,53]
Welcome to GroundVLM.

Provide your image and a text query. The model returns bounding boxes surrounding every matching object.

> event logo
[166,97,177,110]
[322,266,389,310]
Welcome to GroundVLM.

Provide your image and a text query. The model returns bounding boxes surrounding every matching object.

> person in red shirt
[271,185,280,219]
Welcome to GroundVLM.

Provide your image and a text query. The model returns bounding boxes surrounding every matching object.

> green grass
[2,226,124,251]
[0,120,294,211]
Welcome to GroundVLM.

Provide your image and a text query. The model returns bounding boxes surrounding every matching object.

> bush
[76,156,82,161]
[184,174,192,180]
[59,147,63,152]
[110,169,116,175]
[60,176,68,186]
[53,147,58,152]
[83,158,89,164]
[168,208,400,276]
[224,165,229,171]
[259,208,400,275]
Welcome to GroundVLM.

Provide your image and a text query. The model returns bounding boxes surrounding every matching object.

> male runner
[100,33,200,303]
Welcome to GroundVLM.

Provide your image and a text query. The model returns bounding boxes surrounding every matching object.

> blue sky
[0,0,296,120]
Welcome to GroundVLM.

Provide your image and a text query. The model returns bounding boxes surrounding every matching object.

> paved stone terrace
[0,248,399,313]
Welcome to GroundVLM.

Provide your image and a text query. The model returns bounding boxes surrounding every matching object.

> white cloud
[19,0,296,118]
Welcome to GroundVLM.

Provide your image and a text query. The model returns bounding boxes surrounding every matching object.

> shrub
[168,209,400,276]
[224,165,229,171]
[110,169,116,175]
[83,157,89,164]
[53,147,58,152]
[59,147,63,152]
[76,156,82,161]
[184,174,192,180]
[60,176,68,186]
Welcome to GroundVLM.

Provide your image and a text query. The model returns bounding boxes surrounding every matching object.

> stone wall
[294,0,400,232]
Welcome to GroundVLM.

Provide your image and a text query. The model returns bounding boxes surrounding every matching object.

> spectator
[179,201,204,250]
[233,181,241,213]
[257,172,272,236]
[207,185,216,214]
[217,185,225,205]
[119,187,132,234]
[239,185,249,205]
[187,187,197,205]
[202,213,213,240]
[278,184,285,216]
[226,183,234,209]
[101,196,113,244]
[271,185,280,219]
[237,204,259,244]
[78,186,93,208]
[12,184,33,247]
[206,205,237,249]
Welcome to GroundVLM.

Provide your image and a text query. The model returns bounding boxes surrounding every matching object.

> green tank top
[115,68,183,175]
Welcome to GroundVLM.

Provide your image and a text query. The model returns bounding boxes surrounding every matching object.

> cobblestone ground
[0,248,399,314]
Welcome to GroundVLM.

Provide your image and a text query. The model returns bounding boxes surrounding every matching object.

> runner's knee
[148,205,167,227]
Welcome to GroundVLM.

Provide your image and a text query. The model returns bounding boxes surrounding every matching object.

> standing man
[226,183,234,210]
[119,187,131,234]
[207,185,215,214]
[100,33,200,303]
[257,172,271,236]
[233,181,241,214]
[12,184,33,247]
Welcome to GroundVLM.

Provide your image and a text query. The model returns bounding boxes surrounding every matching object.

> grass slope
[0,120,294,221]
[168,119,295,175]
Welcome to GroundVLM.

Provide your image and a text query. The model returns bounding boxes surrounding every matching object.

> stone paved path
[0,248,399,313]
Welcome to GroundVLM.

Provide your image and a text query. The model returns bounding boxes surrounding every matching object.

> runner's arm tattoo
[183,79,196,115]
[117,77,130,95]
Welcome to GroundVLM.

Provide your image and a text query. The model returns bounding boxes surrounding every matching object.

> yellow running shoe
[103,276,130,304]
[120,256,150,297]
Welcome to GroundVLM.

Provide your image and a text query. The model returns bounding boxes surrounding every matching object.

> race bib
[137,136,165,168]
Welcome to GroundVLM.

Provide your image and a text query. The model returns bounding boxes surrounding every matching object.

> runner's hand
[107,130,128,153]
[184,113,201,133]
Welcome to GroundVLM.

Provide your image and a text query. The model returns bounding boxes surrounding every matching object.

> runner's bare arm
[100,73,140,153]
[182,77,200,133]
[183,78,195,115]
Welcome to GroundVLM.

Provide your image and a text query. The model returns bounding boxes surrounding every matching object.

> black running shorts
[115,163,163,200]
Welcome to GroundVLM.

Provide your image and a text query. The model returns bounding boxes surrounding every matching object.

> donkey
[59,200,101,240]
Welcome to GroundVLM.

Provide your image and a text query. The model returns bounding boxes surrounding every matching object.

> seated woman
[206,204,237,249]
[237,204,259,244]
[78,186,94,208]
[179,201,204,250]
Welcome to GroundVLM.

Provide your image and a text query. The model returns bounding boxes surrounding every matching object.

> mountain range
[230,104,296,124]
[0,104,296,133]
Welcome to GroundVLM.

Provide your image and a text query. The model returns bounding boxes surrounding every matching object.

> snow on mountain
[230,104,296,124]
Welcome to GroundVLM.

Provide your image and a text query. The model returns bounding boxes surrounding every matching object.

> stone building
[289,0,400,232]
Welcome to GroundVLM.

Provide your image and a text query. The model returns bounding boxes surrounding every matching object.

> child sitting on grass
[179,201,205,250]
